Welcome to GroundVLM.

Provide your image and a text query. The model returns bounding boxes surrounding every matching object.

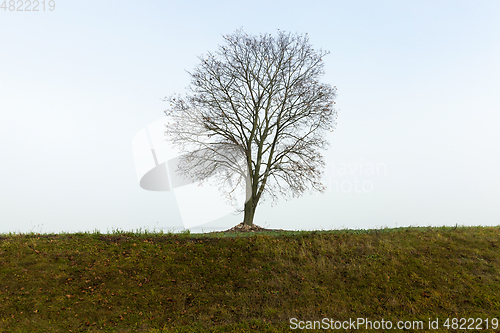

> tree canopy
[164,29,337,226]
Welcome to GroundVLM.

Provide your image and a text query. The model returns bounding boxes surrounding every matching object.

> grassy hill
[1,226,500,332]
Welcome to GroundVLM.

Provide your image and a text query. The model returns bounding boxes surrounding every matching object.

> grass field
[1,226,500,332]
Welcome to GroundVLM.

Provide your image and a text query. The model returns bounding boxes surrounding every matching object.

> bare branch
[164,29,337,226]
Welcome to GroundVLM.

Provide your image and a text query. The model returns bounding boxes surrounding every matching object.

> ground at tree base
[218,222,286,233]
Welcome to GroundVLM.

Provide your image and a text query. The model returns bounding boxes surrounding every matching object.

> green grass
[1,226,500,332]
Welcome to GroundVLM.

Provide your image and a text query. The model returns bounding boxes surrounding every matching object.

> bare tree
[164,29,337,227]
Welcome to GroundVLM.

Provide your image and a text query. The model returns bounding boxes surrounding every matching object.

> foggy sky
[1,0,499,233]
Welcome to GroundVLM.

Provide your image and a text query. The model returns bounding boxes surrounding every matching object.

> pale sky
[1,0,499,233]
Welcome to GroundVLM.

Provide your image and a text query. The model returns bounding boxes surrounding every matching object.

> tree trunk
[243,198,257,226]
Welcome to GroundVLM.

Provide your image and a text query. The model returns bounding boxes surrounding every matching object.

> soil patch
[215,223,286,233]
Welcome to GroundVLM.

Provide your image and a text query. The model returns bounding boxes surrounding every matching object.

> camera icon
[132,117,243,229]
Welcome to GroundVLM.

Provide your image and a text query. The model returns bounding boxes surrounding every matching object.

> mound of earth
[220,223,285,233]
